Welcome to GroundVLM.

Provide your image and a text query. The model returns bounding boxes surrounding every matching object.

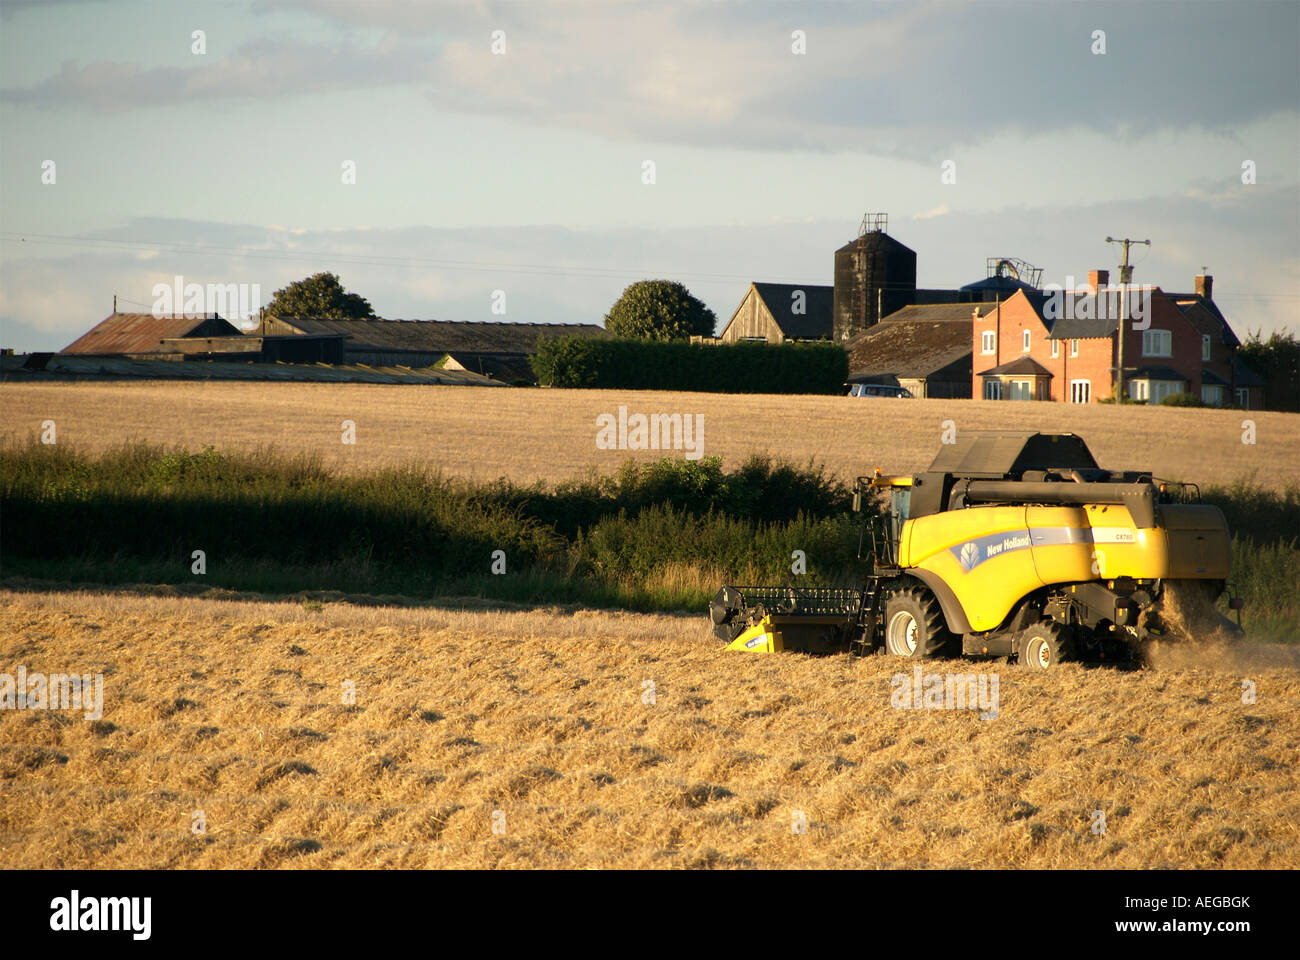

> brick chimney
[1087,269,1109,292]
[1195,274,1213,300]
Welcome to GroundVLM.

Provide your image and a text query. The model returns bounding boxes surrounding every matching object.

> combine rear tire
[1018,621,1075,669]
[883,587,955,660]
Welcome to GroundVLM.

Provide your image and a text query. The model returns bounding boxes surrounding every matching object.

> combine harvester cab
[709,431,1242,668]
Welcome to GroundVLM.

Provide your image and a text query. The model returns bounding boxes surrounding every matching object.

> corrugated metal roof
[269,317,608,354]
[750,283,834,339]
[441,352,538,382]
[40,354,507,386]
[61,313,242,354]
[844,305,972,378]
[882,302,985,324]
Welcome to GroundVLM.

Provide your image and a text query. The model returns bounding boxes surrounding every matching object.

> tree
[264,272,376,319]
[1238,329,1299,412]
[604,280,716,341]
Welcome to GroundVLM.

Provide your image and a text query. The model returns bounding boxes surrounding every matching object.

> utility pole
[1105,236,1150,401]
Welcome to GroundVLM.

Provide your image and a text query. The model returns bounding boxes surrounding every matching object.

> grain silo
[831,214,918,342]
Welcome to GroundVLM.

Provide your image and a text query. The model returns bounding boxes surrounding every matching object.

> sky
[1,0,1297,351]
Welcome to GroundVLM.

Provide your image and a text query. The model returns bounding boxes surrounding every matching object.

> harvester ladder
[855,577,886,649]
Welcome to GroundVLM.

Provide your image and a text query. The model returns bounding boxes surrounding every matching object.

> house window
[1008,379,1033,401]
[1022,329,1031,352]
[1201,334,1212,361]
[984,380,1003,400]
[1142,329,1172,357]
[1070,379,1091,404]
[1050,340,1060,358]
[981,330,996,354]
[1128,379,1187,402]
[1070,339,1079,357]
[1201,385,1225,407]
[1236,387,1250,409]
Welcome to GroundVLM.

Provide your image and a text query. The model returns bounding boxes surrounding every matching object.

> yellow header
[868,472,913,488]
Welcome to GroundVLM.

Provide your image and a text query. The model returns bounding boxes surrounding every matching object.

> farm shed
[262,317,609,381]
[843,303,975,398]
[20,353,505,385]
[61,312,243,357]
[158,333,346,363]
[718,283,834,343]
[438,352,537,384]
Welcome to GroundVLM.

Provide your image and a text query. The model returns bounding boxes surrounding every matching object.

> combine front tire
[883,587,955,660]
[1018,621,1075,669]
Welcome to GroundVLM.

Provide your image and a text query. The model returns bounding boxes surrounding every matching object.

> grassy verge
[1202,482,1300,638]
[2,440,1295,634]
[0,440,864,612]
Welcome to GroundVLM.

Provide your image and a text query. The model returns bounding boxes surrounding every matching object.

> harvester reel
[883,587,954,660]
[1017,621,1075,669]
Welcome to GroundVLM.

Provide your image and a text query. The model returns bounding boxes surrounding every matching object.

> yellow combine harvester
[709,431,1242,667]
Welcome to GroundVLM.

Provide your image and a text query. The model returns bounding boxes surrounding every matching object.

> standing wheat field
[3,381,1296,489]
[1,587,1296,869]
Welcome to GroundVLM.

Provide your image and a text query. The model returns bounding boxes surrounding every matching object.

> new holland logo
[949,527,1087,572]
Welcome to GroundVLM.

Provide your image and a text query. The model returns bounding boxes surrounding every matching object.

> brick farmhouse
[972,270,1263,407]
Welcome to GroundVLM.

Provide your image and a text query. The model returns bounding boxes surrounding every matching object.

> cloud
[289,0,1300,155]
[0,36,432,111]
[913,204,951,221]
[0,0,107,20]
[5,1,1294,157]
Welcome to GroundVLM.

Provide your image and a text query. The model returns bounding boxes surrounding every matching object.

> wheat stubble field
[2,380,1298,868]
[3,380,1297,489]
[1,588,1297,869]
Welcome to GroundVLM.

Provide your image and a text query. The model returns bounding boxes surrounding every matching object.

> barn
[61,312,245,357]
[843,303,976,398]
[717,283,834,343]
[261,317,610,382]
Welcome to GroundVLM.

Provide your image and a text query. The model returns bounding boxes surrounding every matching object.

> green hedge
[531,336,849,393]
[1158,392,1204,407]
